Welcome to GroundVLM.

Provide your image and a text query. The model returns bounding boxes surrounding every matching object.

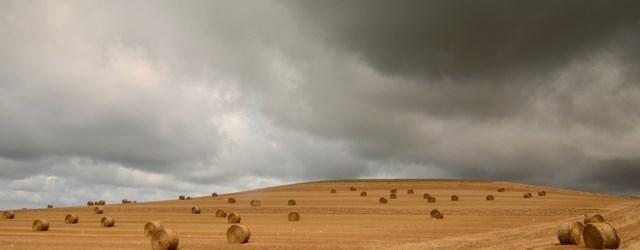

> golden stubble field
[1,180,639,249]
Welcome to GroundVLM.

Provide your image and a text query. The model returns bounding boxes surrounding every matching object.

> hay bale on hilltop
[360,191,367,197]
[211,192,218,197]
[497,187,505,192]
[583,222,620,249]
[288,199,296,206]
[98,200,106,205]
[379,197,388,204]
[250,200,261,207]
[122,199,130,204]
[350,186,357,191]
[523,193,533,198]
[428,197,436,203]
[3,211,15,219]
[486,195,495,201]
[407,189,414,194]
[94,206,104,214]
[64,214,79,224]
[538,190,546,196]
[144,221,164,237]
[430,209,444,219]
[216,209,228,218]
[186,197,192,200]
[47,204,53,209]
[87,201,94,206]
[288,212,300,222]
[557,221,584,245]
[227,212,241,223]
[227,198,236,204]
[451,195,459,201]
[191,206,201,214]
[151,228,179,250]
[178,195,185,200]
[390,193,397,199]
[32,219,49,231]
[226,224,251,244]
[101,216,115,227]
[584,214,606,224]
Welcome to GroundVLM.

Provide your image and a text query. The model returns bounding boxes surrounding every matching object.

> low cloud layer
[1,0,639,209]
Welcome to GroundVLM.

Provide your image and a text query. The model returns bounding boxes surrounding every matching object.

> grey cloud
[577,158,640,195]
[287,0,640,84]
[2,0,640,209]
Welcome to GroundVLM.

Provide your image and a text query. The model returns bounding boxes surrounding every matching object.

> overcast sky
[2,0,640,209]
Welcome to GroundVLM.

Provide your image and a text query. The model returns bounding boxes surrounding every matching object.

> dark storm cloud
[579,158,640,194]
[289,0,640,83]
[1,0,640,209]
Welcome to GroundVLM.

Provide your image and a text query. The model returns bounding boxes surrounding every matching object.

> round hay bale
[538,190,547,196]
[288,199,296,206]
[360,191,367,197]
[122,199,130,204]
[227,197,236,204]
[94,206,104,214]
[350,186,357,191]
[390,188,398,194]
[191,206,201,214]
[226,224,251,244]
[178,195,185,200]
[523,193,533,198]
[288,212,300,222]
[486,195,495,201]
[227,212,241,223]
[330,188,337,194]
[47,204,53,209]
[451,195,459,201]
[144,221,164,237]
[3,211,15,219]
[32,219,49,231]
[250,200,261,207]
[390,193,397,199]
[430,209,444,219]
[407,189,414,194]
[584,214,606,224]
[98,200,106,205]
[423,193,431,199]
[557,221,584,245]
[583,222,620,249]
[497,187,505,192]
[87,201,94,206]
[101,216,115,227]
[427,197,436,203]
[64,214,79,224]
[379,197,388,204]
[186,196,192,200]
[211,192,218,197]
[151,228,179,250]
[216,209,228,218]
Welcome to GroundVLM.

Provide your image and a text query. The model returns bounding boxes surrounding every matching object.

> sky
[1,0,640,209]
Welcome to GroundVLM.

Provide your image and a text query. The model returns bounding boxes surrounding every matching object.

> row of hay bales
[337,187,547,203]
[147,208,300,248]
[32,215,116,232]
[334,186,549,221]
[189,205,301,222]
[192,196,298,206]
[557,214,620,249]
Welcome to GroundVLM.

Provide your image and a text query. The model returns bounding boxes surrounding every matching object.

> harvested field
[1,180,639,249]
